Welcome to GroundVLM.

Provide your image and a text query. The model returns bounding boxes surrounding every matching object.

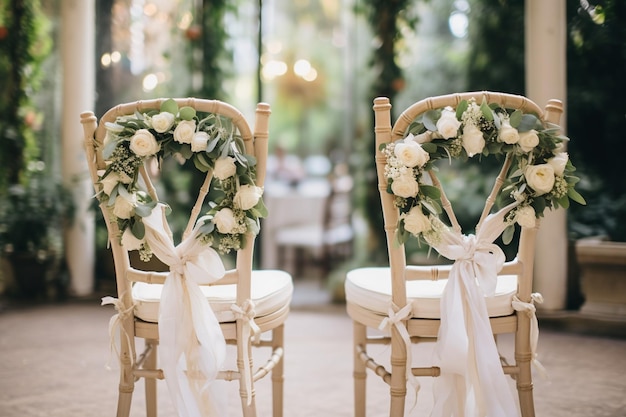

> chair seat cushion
[132,270,293,323]
[345,267,517,319]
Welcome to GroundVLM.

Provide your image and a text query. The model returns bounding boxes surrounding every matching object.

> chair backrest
[81,98,270,308]
[373,91,569,308]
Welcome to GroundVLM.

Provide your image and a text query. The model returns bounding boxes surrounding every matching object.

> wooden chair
[346,92,576,416]
[81,98,293,417]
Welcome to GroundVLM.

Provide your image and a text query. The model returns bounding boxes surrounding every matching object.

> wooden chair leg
[516,314,536,417]
[272,325,285,417]
[389,327,407,417]
[116,362,134,417]
[144,340,158,417]
[353,322,367,417]
[240,334,258,417]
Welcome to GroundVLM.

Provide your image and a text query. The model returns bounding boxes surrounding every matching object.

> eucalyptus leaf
[455,100,468,119]
[502,225,515,245]
[160,99,178,115]
[179,106,196,121]
[422,110,439,132]
[102,140,120,159]
[509,109,523,128]
[131,219,145,239]
[134,203,153,218]
[480,100,494,121]
[517,114,539,132]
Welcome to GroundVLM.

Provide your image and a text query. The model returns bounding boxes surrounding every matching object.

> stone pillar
[525,0,567,310]
[61,0,96,296]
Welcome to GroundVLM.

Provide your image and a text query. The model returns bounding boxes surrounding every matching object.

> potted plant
[0,164,73,298]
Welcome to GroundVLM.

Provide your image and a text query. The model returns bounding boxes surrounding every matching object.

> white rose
[234,184,263,210]
[173,120,196,144]
[515,205,537,228]
[403,206,431,236]
[525,164,555,196]
[191,131,210,152]
[112,195,135,219]
[129,129,160,156]
[462,124,485,157]
[436,108,462,139]
[121,228,144,251]
[99,172,124,196]
[151,112,175,133]
[213,156,237,180]
[519,130,539,153]
[394,137,430,168]
[213,208,238,234]
[547,152,569,176]
[390,173,419,198]
[498,120,520,144]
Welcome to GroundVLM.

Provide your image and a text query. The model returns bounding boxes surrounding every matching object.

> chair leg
[144,340,158,417]
[389,327,407,417]
[353,322,367,417]
[272,325,285,417]
[516,314,536,417]
[240,333,258,417]
[116,360,134,417]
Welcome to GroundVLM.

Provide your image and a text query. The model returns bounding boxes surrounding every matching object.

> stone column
[525,0,567,310]
[61,0,96,296]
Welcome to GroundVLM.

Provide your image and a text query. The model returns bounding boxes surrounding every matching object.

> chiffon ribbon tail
[231,300,261,406]
[512,293,548,379]
[101,295,135,370]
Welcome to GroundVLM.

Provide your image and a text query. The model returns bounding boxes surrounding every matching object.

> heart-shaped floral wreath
[96,99,267,260]
[383,98,586,245]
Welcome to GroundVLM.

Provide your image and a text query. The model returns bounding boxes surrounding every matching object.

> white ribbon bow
[101,295,135,370]
[231,300,261,405]
[512,293,548,379]
[429,202,521,417]
[378,302,420,394]
[142,205,227,417]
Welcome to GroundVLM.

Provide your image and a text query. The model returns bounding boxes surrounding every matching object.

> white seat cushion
[132,270,293,323]
[345,267,517,319]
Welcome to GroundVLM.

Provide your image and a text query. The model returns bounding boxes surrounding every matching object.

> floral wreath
[383,98,586,245]
[97,99,267,259]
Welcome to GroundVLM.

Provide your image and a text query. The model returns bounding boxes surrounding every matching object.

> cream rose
[112,195,135,219]
[515,205,537,228]
[129,129,160,157]
[414,131,433,144]
[121,228,144,251]
[462,124,485,157]
[173,120,196,144]
[547,152,569,176]
[191,131,210,152]
[213,156,237,180]
[436,108,462,139]
[150,112,175,133]
[403,206,431,236]
[525,164,555,196]
[394,136,430,168]
[213,208,238,234]
[234,184,263,210]
[519,130,539,153]
[99,172,130,196]
[391,173,419,198]
[498,120,520,144]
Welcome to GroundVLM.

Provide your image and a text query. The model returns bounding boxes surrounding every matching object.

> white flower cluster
[383,99,584,244]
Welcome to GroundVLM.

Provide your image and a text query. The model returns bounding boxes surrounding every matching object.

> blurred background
[0,0,624,315]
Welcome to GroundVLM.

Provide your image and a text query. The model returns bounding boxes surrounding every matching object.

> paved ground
[1,280,626,417]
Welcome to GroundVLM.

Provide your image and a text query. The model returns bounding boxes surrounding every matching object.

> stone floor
[1,278,626,417]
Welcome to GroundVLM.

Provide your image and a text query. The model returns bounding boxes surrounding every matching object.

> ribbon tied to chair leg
[512,293,548,379]
[427,203,521,417]
[378,302,421,394]
[142,205,227,417]
[231,299,261,405]
[101,295,136,370]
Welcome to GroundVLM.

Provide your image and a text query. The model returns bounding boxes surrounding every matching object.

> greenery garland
[97,99,267,259]
[383,98,586,245]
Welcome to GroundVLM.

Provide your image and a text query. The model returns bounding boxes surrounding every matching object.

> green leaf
[160,99,178,115]
[102,140,120,159]
[455,100,468,119]
[509,110,523,128]
[193,155,210,172]
[502,225,515,245]
[134,203,153,218]
[131,219,145,239]
[420,184,441,200]
[480,100,494,121]
[568,188,587,205]
[422,110,438,132]
[179,106,196,121]
[421,142,437,154]
[517,114,539,132]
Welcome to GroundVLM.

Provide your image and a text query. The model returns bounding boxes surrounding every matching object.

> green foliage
[0,0,51,192]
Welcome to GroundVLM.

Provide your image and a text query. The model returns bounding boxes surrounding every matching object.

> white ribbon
[230,300,261,405]
[378,302,421,398]
[142,205,227,417]
[512,293,548,379]
[101,295,135,370]
[429,202,520,417]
